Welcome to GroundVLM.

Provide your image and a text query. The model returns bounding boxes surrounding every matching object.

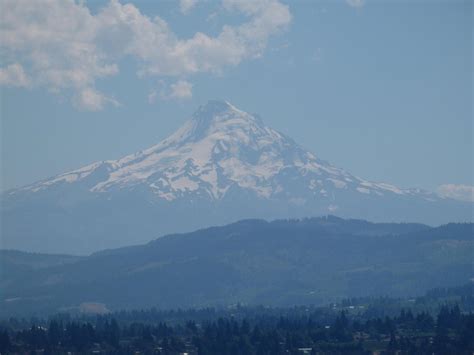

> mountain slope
[1,100,472,254]
[2,217,472,317]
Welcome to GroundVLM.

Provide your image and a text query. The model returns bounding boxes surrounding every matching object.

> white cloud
[0,63,31,87]
[169,80,193,99]
[134,0,292,76]
[0,0,291,110]
[148,90,158,104]
[437,184,474,202]
[73,88,120,111]
[206,11,218,22]
[346,0,365,8]
[180,0,198,15]
[149,80,193,102]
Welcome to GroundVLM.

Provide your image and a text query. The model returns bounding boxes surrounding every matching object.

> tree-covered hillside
[1,217,472,317]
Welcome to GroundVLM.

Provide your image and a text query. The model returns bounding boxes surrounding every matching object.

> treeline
[339,283,474,319]
[1,305,473,354]
[4,282,472,332]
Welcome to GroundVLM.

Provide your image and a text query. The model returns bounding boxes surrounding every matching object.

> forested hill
[1,217,472,317]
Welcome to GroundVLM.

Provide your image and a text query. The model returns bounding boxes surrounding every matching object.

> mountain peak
[186,100,265,142]
[192,99,248,126]
[195,100,235,117]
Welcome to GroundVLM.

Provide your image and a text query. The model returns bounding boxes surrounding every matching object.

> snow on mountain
[16,100,433,203]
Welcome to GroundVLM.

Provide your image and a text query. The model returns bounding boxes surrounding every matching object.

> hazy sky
[1,0,472,197]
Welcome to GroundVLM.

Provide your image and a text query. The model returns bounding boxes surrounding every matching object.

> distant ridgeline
[0,283,473,354]
[1,217,473,317]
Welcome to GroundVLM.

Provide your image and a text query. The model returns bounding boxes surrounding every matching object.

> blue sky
[0,0,472,200]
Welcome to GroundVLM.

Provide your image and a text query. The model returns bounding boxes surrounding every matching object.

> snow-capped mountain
[20,100,424,200]
[1,100,471,254]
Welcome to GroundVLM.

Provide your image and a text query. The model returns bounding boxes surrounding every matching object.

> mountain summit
[2,100,471,254]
